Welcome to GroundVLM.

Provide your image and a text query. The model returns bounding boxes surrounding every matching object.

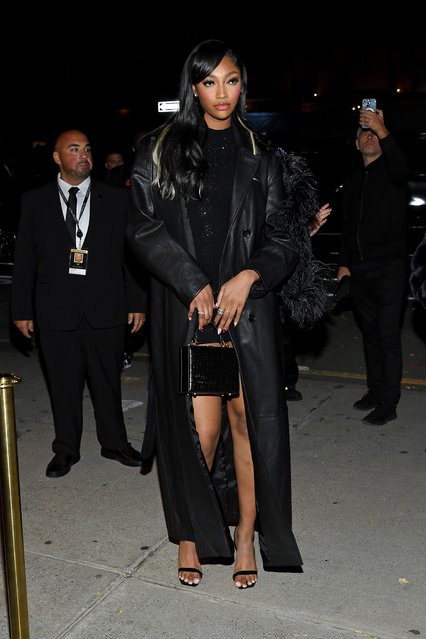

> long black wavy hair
[152,39,256,200]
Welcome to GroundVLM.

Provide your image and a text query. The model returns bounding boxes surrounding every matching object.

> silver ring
[217,308,224,315]
[198,311,205,315]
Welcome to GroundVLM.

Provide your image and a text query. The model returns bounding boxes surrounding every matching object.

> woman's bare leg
[227,380,258,588]
[193,394,223,469]
[178,389,222,585]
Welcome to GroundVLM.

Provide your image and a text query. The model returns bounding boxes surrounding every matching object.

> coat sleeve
[123,252,147,312]
[126,142,210,308]
[243,152,300,298]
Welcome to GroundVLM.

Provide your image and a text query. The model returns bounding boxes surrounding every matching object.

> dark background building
[3,12,426,152]
[2,12,426,261]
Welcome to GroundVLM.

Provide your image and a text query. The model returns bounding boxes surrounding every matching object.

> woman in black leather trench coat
[127,39,303,589]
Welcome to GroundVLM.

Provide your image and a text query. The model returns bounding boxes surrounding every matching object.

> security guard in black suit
[11,130,147,477]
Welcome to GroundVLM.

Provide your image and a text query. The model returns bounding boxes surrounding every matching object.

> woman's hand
[13,319,34,339]
[188,284,215,330]
[128,312,146,333]
[308,203,331,237]
[214,270,260,333]
[336,265,351,281]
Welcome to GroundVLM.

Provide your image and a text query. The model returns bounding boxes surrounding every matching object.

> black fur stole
[277,148,329,328]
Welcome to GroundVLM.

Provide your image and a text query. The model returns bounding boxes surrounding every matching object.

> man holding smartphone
[336,106,409,425]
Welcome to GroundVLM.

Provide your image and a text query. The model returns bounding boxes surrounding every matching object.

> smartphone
[361,98,376,129]
[362,98,377,112]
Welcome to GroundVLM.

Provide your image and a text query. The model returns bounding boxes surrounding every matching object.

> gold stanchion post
[0,373,30,638]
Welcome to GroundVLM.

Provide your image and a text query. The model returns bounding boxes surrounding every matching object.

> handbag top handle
[189,312,231,348]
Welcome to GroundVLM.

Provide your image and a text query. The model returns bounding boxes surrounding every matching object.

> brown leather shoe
[284,385,303,401]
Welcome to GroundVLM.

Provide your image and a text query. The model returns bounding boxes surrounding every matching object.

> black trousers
[39,316,128,456]
[350,260,408,407]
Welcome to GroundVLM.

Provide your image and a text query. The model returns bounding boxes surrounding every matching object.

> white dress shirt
[57,174,91,247]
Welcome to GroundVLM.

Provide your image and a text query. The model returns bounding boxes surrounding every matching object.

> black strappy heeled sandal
[233,527,258,589]
[178,567,203,587]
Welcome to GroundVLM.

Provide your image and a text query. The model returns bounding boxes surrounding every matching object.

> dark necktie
[66,187,79,241]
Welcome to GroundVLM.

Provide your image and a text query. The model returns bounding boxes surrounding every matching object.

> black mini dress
[187,127,236,345]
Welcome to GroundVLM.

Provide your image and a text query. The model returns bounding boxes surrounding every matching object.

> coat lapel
[229,127,261,227]
[46,182,70,240]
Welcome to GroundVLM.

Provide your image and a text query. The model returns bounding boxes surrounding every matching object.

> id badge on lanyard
[69,248,89,275]
[59,183,91,276]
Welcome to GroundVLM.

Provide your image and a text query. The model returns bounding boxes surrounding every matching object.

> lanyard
[58,184,91,248]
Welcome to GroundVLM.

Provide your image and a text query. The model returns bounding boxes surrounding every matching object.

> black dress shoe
[101,444,142,467]
[353,391,377,411]
[284,386,303,401]
[363,404,397,425]
[46,453,80,478]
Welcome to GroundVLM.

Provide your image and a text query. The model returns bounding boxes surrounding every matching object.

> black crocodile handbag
[179,332,239,397]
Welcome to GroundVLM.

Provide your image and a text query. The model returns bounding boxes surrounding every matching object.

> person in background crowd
[132,129,149,152]
[336,108,409,426]
[103,148,147,370]
[126,39,303,589]
[105,151,125,171]
[104,151,130,188]
[11,130,146,477]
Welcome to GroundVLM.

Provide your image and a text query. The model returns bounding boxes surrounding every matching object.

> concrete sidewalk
[1,288,425,638]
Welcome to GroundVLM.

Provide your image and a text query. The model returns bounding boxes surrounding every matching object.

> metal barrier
[0,373,30,638]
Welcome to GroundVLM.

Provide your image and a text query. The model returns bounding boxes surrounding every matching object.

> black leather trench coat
[127,124,303,569]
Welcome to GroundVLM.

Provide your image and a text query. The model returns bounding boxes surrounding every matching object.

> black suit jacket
[11,179,146,330]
